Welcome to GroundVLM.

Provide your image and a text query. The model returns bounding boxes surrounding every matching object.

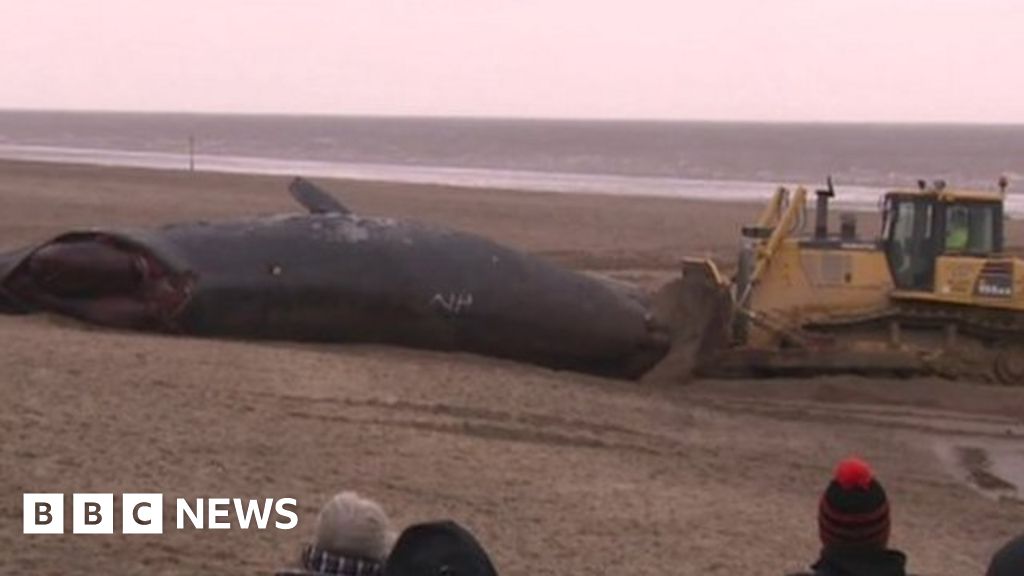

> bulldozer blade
[642,258,735,384]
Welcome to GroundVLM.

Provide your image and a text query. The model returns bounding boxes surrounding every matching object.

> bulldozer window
[885,197,937,290]
[943,203,997,255]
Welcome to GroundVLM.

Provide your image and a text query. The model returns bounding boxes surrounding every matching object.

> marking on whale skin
[431,292,474,315]
[326,221,371,243]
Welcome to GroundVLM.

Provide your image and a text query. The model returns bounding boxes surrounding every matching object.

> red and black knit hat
[818,457,890,549]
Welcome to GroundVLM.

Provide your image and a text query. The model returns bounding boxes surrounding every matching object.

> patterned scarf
[300,545,384,576]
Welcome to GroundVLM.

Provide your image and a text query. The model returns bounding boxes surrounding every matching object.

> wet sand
[1,160,1022,576]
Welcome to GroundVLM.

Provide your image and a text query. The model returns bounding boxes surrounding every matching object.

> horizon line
[1,106,1023,128]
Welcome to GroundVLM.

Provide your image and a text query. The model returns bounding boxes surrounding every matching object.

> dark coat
[384,521,497,576]
[987,533,1024,576]
[790,547,908,576]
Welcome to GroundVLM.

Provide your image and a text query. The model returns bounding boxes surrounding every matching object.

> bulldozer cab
[882,188,1004,292]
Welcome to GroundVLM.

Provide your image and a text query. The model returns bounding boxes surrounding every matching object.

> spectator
[791,457,910,576]
[384,520,498,576]
[987,532,1024,576]
[278,491,396,576]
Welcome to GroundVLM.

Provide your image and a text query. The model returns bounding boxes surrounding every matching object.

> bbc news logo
[24,493,298,534]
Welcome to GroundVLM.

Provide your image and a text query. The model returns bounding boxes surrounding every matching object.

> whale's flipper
[288,177,352,215]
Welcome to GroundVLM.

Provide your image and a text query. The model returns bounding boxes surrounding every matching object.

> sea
[1,111,1023,215]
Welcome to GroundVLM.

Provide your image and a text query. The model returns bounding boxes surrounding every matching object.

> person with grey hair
[278,491,396,576]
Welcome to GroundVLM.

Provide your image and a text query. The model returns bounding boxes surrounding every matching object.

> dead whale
[0,178,669,378]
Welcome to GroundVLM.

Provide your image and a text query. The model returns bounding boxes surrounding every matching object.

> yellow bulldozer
[681,177,1024,385]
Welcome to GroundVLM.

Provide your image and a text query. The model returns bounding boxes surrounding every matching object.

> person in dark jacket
[384,520,498,576]
[790,457,911,576]
[987,532,1024,576]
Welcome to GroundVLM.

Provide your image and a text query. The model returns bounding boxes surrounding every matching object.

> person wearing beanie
[384,520,498,576]
[278,491,397,576]
[792,457,910,576]
[987,532,1024,576]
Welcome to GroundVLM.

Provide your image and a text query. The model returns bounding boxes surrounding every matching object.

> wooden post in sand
[188,134,195,172]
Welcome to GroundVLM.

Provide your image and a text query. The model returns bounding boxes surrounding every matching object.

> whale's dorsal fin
[288,177,352,215]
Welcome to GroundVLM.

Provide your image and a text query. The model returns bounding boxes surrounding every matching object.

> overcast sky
[1,0,1021,122]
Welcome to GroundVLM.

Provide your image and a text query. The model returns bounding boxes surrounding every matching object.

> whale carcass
[0,179,669,378]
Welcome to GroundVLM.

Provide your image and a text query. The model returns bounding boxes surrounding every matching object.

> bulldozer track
[813,300,1024,341]
[802,300,1024,385]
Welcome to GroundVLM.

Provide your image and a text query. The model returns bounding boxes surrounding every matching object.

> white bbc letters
[207,498,231,529]
[176,498,203,529]
[73,493,114,534]
[24,493,298,534]
[23,493,64,534]
[122,494,163,534]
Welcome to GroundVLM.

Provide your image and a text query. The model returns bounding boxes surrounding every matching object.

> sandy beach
[1,159,1022,576]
